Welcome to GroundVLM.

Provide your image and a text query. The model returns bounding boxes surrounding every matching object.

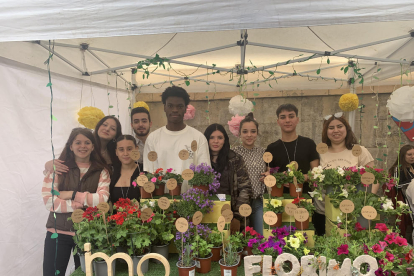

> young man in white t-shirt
[143,86,210,193]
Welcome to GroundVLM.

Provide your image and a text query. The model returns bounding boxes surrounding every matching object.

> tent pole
[348,60,356,131]
[86,49,129,84]
[36,43,85,74]
[168,44,237,59]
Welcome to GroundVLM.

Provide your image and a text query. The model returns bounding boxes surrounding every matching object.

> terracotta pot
[140,187,152,199]
[289,183,303,197]
[219,258,239,276]
[191,185,209,192]
[242,246,253,260]
[271,185,284,197]
[211,246,222,262]
[154,183,165,196]
[169,184,181,196]
[176,261,196,276]
[195,253,213,273]
[295,217,309,230]
[270,213,283,228]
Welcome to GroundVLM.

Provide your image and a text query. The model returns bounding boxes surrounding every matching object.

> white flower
[397,201,408,207]
[309,191,319,198]
[340,189,348,198]
[337,216,341,223]
[318,175,325,182]
[337,167,345,176]
[149,201,155,207]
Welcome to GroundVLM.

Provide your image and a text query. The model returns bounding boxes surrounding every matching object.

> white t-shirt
[143,125,211,193]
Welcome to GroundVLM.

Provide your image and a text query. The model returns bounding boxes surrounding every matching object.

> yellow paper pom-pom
[77,106,105,129]
[133,101,150,111]
[339,93,359,112]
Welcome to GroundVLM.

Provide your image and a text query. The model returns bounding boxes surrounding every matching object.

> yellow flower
[133,101,150,111]
[77,107,105,129]
[303,248,310,255]
[270,199,282,208]
[339,93,359,112]
[289,171,294,177]
[294,232,305,242]
[289,237,300,249]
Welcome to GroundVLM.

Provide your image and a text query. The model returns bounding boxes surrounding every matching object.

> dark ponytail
[239,112,259,134]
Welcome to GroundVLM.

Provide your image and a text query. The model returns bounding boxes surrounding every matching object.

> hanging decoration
[227,115,245,137]
[77,106,105,129]
[133,101,150,111]
[386,86,414,122]
[338,93,359,112]
[228,95,253,116]
[183,104,196,121]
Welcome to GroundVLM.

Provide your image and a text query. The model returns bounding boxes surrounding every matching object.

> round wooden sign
[221,204,231,214]
[148,151,158,162]
[141,208,153,221]
[97,202,110,213]
[176,218,189,233]
[239,204,252,217]
[285,203,298,216]
[181,169,194,180]
[191,140,198,152]
[166,178,178,190]
[143,182,155,193]
[361,206,377,220]
[263,152,273,163]
[71,209,84,223]
[294,208,309,222]
[316,143,328,154]
[361,172,375,185]
[339,200,355,214]
[178,149,189,160]
[263,211,277,226]
[217,216,226,232]
[352,144,362,157]
[289,161,299,171]
[136,175,148,187]
[129,149,140,161]
[158,197,170,210]
[192,211,203,225]
[222,209,234,223]
[264,175,276,188]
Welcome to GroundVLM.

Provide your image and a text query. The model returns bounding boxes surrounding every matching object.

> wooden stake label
[361,206,377,220]
[143,182,155,193]
[166,178,178,190]
[191,140,198,152]
[148,151,158,161]
[221,204,231,214]
[264,175,276,187]
[158,197,170,210]
[263,211,277,225]
[239,204,252,217]
[316,143,328,154]
[217,216,226,232]
[129,149,140,161]
[222,209,234,223]
[285,203,298,216]
[137,175,148,187]
[352,144,362,157]
[361,172,375,185]
[263,152,273,163]
[97,202,109,213]
[176,218,189,233]
[141,208,153,221]
[178,149,189,160]
[339,200,355,214]
[71,209,84,223]
[192,211,203,225]
[181,169,194,180]
[294,208,309,222]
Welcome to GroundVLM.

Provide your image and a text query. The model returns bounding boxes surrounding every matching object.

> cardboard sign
[136,175,148,187]
[129,149,140,161]
[361,206,377,220]
[339,200,355,214]
[217,216,226,232]
[143,182,155,193]
[263,211,277,225]
[294,208,309,222]
[179,149,189,160]
[289,161,299,171]
[158,197,170,210]
[285,203,298,216]
[176,218,189,233]
[97,202,109,213]
[352,144,362,157]
[222,209,234,223]
[361,172,375,185]
[181,169,194,180]
[192,211,203,225]
[71,209,84,223]
[148,151,158,162]
[264,175,276,188]
[221,204,231,214]
[141,208,153,221]
[316,143,328,154]
[239,204,252,217]
[263,152,273,163]
[166,178,178,190]
[191,140,198,152]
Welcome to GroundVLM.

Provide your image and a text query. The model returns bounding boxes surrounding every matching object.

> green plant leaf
[376,158,383,161]
[46,83,52,87]
[327,58,330,64]
[316,69,321,75]
[344,67,349,74]
[109,105,113,108]
[185,80,190,86]
[52,115,57,121]
[373,126,378,129]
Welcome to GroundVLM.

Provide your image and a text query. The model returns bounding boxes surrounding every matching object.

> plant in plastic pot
[191,235,213,273]
[163,168,184,195]
[188,163,221,194]
[219,243,239,276]
[176,244,196,276]
[292,197,315,230]
[227,232,244,267]
[149,211,175,262]
[264,197,284,228]
[241,226,261,257]
[208,229,223,262]
[269,166,287,197]
[176,189,214,220]
[146,168,166,196]
[285,162,305,197]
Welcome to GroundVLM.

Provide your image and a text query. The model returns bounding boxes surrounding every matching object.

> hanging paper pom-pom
[339,93,359,112]
[183,104,196,121]
[133,101,150,111]
[227,115,245,137]
[228,95,253,116]
[77,107,105,129]
[386,86,414,122]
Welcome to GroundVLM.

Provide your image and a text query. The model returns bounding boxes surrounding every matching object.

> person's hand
[45,160,68,175]
[303,174,309,182]
[230,218,241,234]
[259,171,270,182]
[284,183,290,188]
[58,191,74,200]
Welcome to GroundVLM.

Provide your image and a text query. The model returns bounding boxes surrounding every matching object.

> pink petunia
[385,252,395,262]
[355,222,366,232]
[132,181,137,187]
[151,177,157,183]
[337,244,349,255]
[167,168,173,173]
[379,241,387,250]
[396,236,408,247]
[375,223,389,233]
[372,244,383,253]
[385,234,396,245]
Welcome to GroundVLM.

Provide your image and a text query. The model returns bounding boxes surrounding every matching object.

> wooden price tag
[192,211,203,225]
[352,144,362,157]
[129,149,140,161]
[361,206,377,220]
[143,182,155,193]
[264,175,276,188]
[316,143,328,154]
[239,204,252,217]
[285,203,298,216]
[158,197,170,210]
[178,149,189,160]
[263,211,277,225]
[217,216,226,232]
[263,152,273,163]
[141,208,153,221]
[148,151,158,162]
[221,204,231,214]
[222,209,234,223]
[97,202,110,213]
[361,172,375,185]
[136,175,148,187]
[166,178,178,190]
[339,200,355,214]
[176,218,189,233]
[191,140,198,152]
[289,161,299,171]
[294,208,309,222]
[71,209,84,223]
[181,169,194,180]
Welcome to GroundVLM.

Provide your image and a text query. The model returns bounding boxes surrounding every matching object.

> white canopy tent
[1,1,414,275]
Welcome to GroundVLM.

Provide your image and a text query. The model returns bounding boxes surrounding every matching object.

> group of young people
[41,86,412,276]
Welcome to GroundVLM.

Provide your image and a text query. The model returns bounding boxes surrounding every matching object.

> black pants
[43,232,80,276]
[312,212,326,236]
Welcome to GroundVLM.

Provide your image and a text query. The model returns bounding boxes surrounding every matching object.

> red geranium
[155,168,163,174]
[292,197,305,205]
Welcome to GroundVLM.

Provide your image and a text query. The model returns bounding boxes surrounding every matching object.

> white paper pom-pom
[386,86,414,122]
[228,95,253,116]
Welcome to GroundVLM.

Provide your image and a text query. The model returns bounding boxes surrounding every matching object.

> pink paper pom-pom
[227,115,245,137]
[183,104,196,121]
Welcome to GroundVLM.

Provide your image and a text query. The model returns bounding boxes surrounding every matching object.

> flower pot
[219,258,239,276]
[211,246,222,262]
[169,184,182,196]
[176,260,196,276]
[150,244,169,264]
[195,253,213,273]
[132,254,149,275]
[242,246,253,260]
[116,246,127,263]
[295,217,310,230]
[78,253,86,273]
[289,183,303,197]
[357,216,370,229]
[225,248,243,267]
[271,185,283,197]
[356,183,372,193]
[191,185,209,192]
[154,183,166,196]
[140,187,152,199]
[93,260,116,276]
[270,213,283,228]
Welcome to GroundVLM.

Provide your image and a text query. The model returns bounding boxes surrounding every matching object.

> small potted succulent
[191,235,213,273]
[219,243,240,276]
[265,197,284,228]
[176,244,196,276]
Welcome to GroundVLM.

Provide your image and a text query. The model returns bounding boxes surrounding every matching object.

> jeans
[249,197,264,235]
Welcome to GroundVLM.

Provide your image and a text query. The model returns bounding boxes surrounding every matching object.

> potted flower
[269,167,286,197]
[149,209,175,263]
[176,189,214,219]
[177,244,196,276]
[292,197,315,230]
[163,168,184,196]
[208,229,223,262]
[265,197,284,227]
[146,168,165,196]
[188,163,220,193]
[191,235,213,273]
[219,243,239,276]
[241,226,261,257]
[309,166,346,197]
[227,232,244,267]
[284,163,305,197]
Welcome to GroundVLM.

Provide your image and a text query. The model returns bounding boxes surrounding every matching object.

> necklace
[121,184,130,199]
[281,136,298,164]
